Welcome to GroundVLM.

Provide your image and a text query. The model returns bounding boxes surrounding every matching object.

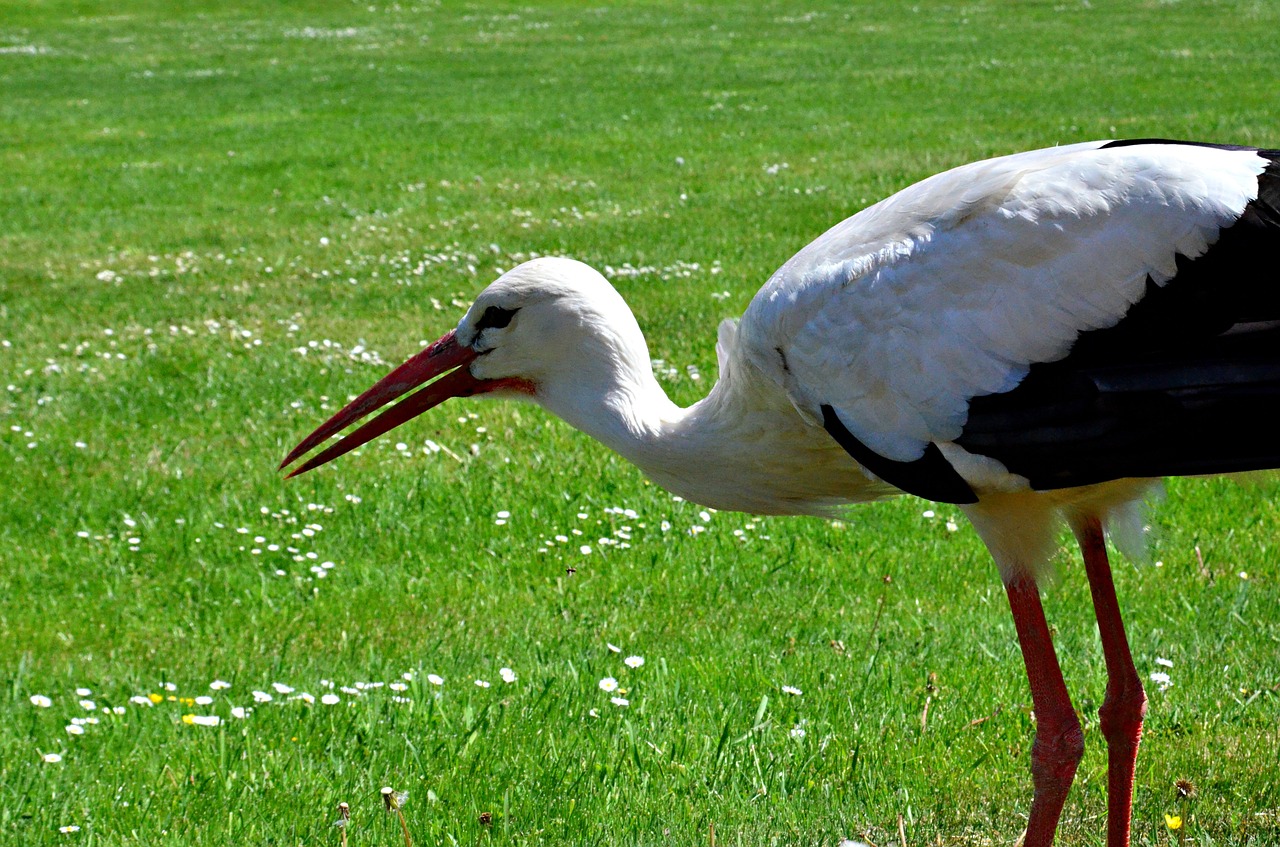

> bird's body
[284,138,1280,847]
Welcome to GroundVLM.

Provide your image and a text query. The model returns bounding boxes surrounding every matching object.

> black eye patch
[476,306,518,331]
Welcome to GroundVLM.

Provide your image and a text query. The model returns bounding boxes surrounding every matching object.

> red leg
[1074,517,1147,847]
[1005,576,1084,847]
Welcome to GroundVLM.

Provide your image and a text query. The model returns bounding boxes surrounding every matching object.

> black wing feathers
[822,405,979,504]
[956,145,1280,490]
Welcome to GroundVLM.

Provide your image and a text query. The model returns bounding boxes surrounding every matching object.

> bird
[281,138,1280,847]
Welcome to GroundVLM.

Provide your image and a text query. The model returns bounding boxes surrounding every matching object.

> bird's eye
[476,306,518,331]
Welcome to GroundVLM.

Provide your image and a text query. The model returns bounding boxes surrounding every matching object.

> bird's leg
[1005,575,1084,847]
[1073,516,1146,847]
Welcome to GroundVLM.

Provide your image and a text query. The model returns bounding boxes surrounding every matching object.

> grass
[2,0,1279,844]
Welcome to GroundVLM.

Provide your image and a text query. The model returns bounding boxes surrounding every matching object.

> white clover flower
[499,667,517,684]
[610,696,629,707]
[29,695,52,708]
[321,694,341,705]
[782,685,802,696]
[598,677,619,693]
[624,656,644,669]
[184,714,222,727]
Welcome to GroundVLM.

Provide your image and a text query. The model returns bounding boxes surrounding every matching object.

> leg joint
[1099,683,1147,743]
[1031,714,1085,783]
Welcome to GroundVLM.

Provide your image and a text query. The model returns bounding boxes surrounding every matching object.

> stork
[282,139,1280,847]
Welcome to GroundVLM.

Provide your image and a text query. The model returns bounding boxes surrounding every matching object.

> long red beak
[280,330,520,478]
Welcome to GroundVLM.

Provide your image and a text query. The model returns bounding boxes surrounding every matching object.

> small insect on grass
[382,786,412,847]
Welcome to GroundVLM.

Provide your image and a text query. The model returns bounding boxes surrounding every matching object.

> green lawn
[2,1,1278,844]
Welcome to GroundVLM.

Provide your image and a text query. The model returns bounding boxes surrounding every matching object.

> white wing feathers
[740,141,1265,464]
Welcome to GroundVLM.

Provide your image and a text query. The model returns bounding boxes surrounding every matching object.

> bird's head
[280,257,652,477]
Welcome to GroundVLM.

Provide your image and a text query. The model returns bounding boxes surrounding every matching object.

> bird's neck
[535,350,875,516]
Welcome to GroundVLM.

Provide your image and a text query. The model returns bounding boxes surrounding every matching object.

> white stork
[282,139,1280,847]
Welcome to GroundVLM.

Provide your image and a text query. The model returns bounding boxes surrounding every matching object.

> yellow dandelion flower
[1165,814,1182,831]
[179,697,195,706]
[182,714,196,725]
[147,693,164,704]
